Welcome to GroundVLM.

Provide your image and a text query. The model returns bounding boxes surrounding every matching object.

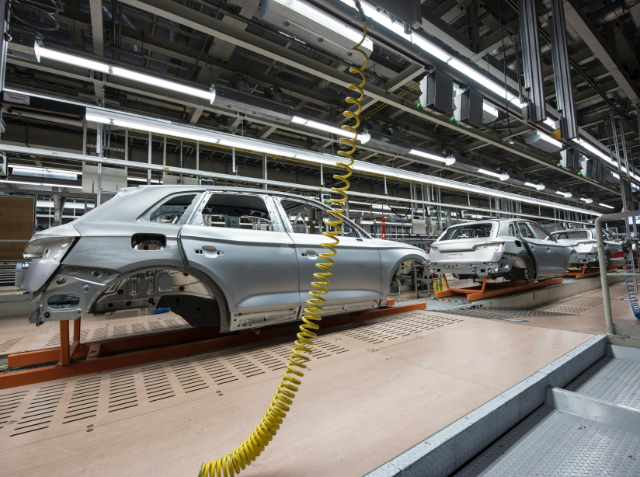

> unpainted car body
[550,228,625,268]
[430,219,571,282]
[20,186,428,332]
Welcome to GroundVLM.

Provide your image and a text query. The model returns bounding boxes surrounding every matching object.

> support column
[263,153,267,190]
[147,131,152,185]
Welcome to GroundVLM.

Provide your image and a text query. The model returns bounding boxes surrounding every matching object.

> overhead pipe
[589,1,627,27]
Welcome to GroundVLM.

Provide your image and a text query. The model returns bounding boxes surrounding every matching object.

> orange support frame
[566,265,618,279]
[435,274,564,301]
[1,299,424,390]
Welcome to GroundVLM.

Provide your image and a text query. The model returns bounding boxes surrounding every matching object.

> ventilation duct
[454,89,483,128]
[359,130,412,155]
[213,84,293,123]
[264,85,285,103]
[419,70,453,115]
[549,0,578,139]
[230,74,251,93]
[518,0,547,123]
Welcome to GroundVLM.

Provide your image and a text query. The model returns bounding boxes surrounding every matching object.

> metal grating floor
[539,283,628,314]
[569,357,640,411]
[454,405,640,477]
[0,311,459,443]
[455,349,640,477]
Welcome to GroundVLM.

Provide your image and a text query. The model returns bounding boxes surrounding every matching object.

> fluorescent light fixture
[478,168,509,181]
[111,67,215,103]
[291,116,352,137]
[37,200,93,209]
[275,0,373,52]
[538,132,562,148]
[127,177,162,184]
[543,118,556,129]
[337,0,523,109]
[599,203,614,209]
[81,108,602,217]
[612,171,620,180]
[524,182,545,191]
[0,179,82,189]
[556,191,572,198]
[409,149,455,165]
[11,165,78,180]
[482,102,499,118]
[40,48,215,103]
[580,198,594,204]
[38,48,110,73]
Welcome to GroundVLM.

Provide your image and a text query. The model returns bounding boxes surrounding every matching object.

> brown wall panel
[0,197,34,260]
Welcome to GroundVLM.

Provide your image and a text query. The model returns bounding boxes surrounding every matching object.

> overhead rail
[0,144,596,225]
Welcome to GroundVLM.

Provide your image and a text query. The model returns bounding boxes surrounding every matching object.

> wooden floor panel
[0,310,594,477]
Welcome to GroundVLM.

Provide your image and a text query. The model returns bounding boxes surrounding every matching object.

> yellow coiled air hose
[199,5,368,477]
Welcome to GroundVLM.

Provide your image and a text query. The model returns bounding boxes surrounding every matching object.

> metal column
[549,0,578,139]
[518,0,547,122]
[263,153,267,190]
[96,123,103,206]
[147,131,152,185]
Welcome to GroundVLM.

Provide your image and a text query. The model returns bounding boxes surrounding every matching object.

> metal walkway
[454,346,640,477]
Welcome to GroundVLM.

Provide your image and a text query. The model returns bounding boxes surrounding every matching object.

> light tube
[37,201,93,209]
[291,115,352,137]
[544,117,557,129]
[111,67,215,103]
[524,182,545,191]
[556,191,572,198]
[409,149,455,165]
[275,0,373,52]
[11,166,78,180]
[478,168,509,181]
[38,48,110,73]
[0,179,82,189]
[580,198,594,204]
[612,171,620,180]
[39,48,215,103]
[599,203,615,209]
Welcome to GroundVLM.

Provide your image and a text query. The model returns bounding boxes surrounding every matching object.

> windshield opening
[440,223,494,241]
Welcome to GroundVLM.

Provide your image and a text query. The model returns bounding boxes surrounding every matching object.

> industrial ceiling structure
[1,0,639,227]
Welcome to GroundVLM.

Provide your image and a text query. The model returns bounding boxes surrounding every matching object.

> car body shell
[20,186,428,331]
[430,219,572,281]
[550,228,625,268]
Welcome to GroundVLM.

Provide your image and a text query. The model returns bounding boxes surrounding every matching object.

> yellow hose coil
[199,6,369,477]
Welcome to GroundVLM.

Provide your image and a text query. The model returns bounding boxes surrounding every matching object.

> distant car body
[551,228,625,268]
[20,186,428,331]
[430,219,572,282]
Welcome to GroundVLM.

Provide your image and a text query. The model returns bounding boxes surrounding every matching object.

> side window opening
[148,193,200,224]
[528,222,553,241]
[518,222,533,239]
[197,194,276,231]
[508,223,517,237]
[279,199,362,237]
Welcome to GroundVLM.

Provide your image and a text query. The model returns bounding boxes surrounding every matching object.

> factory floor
[0,279,637,477]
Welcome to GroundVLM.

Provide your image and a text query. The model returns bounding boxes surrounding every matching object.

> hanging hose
[624,274,640,319]
[199,4,368,476]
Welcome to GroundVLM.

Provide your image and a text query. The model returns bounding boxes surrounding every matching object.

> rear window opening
[440,223,494,241]
[553,231,590,240]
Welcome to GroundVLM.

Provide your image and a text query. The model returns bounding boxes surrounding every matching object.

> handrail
[596,210,639,335]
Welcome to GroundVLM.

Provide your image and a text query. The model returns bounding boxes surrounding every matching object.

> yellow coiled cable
[199,6,368,477]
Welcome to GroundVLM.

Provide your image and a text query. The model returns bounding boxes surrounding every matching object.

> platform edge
[364,334,607,477]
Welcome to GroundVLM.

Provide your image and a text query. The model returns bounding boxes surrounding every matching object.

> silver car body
[20,186,428,331]
[430,219,571,281]
[550,228,625,268]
